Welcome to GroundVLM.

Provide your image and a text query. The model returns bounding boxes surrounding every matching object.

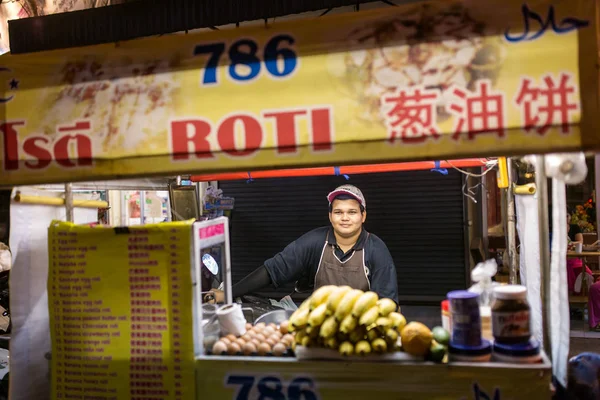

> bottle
[441,300,452,333]
[491,285,531,344]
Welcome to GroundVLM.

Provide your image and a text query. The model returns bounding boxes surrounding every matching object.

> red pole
[190,159,488,182]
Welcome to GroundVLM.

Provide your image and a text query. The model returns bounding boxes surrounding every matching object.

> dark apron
[314,232,370,291]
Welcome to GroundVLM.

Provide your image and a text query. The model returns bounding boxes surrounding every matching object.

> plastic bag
[270,295,299,311]
[468,259,499,307]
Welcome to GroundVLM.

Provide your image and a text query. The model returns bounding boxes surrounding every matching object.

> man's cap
[327,184,366,209]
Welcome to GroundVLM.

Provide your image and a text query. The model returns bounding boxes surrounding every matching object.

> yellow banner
[1,0,598,185]
[195,358,552,399]
[48,220,195,400]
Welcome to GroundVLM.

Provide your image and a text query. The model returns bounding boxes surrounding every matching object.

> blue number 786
[194,34,297,85]
[226,374,318,400]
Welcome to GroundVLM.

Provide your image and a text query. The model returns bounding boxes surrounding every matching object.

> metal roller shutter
[219,169,468,304]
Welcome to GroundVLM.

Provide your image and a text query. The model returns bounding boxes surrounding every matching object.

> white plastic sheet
[550,180,570,387]
[8,188,97,400]
[515,194,543,346]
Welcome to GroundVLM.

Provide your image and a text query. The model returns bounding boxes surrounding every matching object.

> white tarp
[8,188,97,400]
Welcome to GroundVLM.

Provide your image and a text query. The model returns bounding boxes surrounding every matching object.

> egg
[246,331,257,338]
[227,342,241,355]
[269,334,281,343]
[268,323,277,330]
[245,323,253,331]
[255,334,266,342]
[279,321,289,335]
[282,334,294,346]
[241,334,252,343]
[272,342,286,357]
[242,342,257,356]
[255,322,266,330]
[263,327,275,336]
[251,339,261,347]
[265,338,276,348]
[220,337,231,345]
[252,327,263,335]
[212,341,228,355]
[257,342,271,356]
[226,334,237,341]
[235,338,247,348]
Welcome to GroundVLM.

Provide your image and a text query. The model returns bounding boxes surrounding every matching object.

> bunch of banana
[287,286,409,357]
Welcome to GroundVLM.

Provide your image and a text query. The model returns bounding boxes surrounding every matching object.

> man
[207,184,398,303]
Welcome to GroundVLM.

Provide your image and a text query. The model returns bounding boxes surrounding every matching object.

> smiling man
[206,184,399,304]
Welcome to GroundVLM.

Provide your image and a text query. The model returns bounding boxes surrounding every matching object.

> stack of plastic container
[490,285,542,364]
[446,291,492,362]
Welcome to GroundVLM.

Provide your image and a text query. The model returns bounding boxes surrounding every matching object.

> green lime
[432,326,450,346]
[428,340,446,363]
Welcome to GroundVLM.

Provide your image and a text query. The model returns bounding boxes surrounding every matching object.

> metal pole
[535,155,552,360]
[506,158,518,284]
[140,191,146,225]
[64,183,74,222]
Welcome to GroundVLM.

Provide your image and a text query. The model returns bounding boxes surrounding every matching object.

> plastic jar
[441,300,452,333]
[493,339,542,364]
[449,340,492,363]
[448,290,481,347]
[491,285,531,344]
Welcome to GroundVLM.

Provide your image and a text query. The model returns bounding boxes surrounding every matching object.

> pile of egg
[211,321,294,357]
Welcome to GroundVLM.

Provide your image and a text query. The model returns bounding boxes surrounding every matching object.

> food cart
[1,0,599,398]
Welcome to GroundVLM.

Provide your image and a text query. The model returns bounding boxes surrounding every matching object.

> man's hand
[204,289,224,304]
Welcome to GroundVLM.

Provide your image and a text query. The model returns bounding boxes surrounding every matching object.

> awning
[1,0,598,186]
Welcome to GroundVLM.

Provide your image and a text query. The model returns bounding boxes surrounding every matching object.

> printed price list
[48,221,194,400]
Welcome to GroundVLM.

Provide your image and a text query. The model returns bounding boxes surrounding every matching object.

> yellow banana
[301,336,312,347]
[375,317,392,333]
[359,305,380,327]
[377,298,397,317]
[348,327,366,344]
[324,336,339,349]
[371,338,388,353]
[352,291,379,318]
[334,289,363,321]
[339,341,354,356]
[298,297,311,311]
[389,312,407,332]
[366,327,380,342]
[355,340,372,356]
[319,316,339,339]
[294,329,307,345]
[307,303,329,327]
[290,308,310,330]
[385,328,399,345]
[309,285,337,310]
[326,286,352,312]
[339,314,358,334]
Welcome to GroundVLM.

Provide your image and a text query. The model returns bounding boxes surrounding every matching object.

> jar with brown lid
[491,285,531,344]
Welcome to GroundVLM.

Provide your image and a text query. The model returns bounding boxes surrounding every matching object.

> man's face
[329,199,366,239]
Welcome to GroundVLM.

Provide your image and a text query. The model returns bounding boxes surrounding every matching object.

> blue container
[447,290,481,347]
[449,340,492,362]
[493,340,539,355]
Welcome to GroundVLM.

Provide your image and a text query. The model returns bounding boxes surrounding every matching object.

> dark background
[219,169,469,304]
